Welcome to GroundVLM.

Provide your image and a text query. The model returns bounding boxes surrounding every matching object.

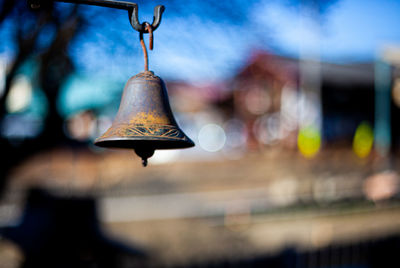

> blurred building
[3,50,400,161]
[168,50,400,158]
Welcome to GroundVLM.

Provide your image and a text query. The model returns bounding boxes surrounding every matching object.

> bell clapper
[134,148,155,167]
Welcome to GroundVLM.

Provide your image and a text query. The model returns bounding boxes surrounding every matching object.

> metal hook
[129,4,165,33]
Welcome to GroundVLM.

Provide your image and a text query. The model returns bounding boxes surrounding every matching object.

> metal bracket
[28,0,165,33]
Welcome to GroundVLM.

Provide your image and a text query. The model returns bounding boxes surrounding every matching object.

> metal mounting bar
[28,0,165,33]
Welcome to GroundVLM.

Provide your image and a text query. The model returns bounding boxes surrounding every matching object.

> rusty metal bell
[94,71,194,166]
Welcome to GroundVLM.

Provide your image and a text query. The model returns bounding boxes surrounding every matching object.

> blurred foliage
[0,0,84,196]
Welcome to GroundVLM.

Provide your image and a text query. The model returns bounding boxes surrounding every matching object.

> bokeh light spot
[6,75,32,113]
[392,78,400,107]
[353,122,374,158]
[198,124,226,152]
[297,125,321,158]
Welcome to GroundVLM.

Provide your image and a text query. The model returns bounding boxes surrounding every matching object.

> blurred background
[0,0,400,267]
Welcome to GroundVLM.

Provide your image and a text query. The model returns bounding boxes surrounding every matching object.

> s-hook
[28,0,165,34]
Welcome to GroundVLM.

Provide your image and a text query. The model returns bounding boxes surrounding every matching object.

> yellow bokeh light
[353,122,374,158]
[297,125,321,158]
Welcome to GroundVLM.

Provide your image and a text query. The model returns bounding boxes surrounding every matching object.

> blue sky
[260,0,400,60]
[68,0,400,82]
[1,0,400,82]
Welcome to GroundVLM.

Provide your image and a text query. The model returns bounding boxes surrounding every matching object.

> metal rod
[28,0,165,33]
[30,0,137,10]
[139,22,152,71]
[140,32,148,71]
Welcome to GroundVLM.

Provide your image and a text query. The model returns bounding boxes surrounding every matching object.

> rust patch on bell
[129,111,170,125]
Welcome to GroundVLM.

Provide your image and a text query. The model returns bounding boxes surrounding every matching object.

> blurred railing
[160,234,400,268]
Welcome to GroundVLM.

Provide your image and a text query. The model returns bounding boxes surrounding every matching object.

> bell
[95,71,194,166]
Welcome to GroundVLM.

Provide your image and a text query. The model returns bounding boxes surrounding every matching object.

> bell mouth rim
[94,137,195,150]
